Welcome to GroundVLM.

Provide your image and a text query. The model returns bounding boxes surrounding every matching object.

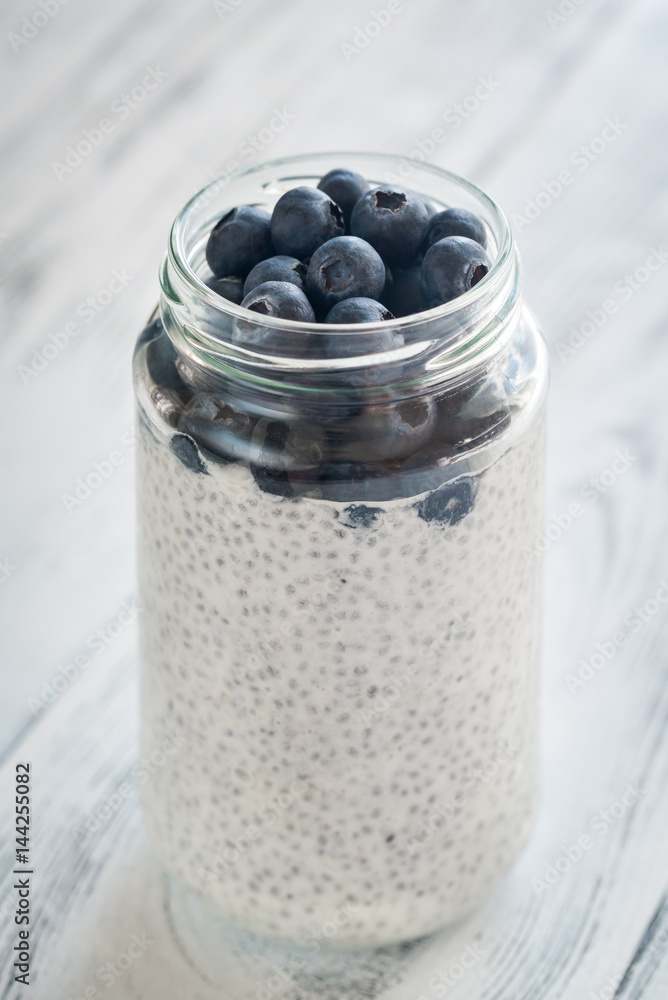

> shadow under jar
[133,153,548,949]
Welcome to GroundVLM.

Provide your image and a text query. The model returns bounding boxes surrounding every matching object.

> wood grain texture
[1,0,667,994]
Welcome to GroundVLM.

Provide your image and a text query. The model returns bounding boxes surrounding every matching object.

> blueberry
[382,265,424,317]
[170,433,208,475]
[325,297,394,324]
[434,376,510,448]
[173,354,212,392]
[178,394,253,462]
[249,413,331,496]
[350,187,430,266]
[341,504,382,528]
[145,327,189,393]
[333,397,436,462]
[150,385,185,428]
[250,419,294,497]
[317,168,369,227]
[421,197,439,220]
[271,186,344,259]
[381,266,394,304]
[424,208,487,251]
[315,462,383,501]
[416,477,476,525]
[206,205,273,279]
[316,461,408,502]
[243,256,307,297]
[207,275,244,304]
[241,281,316,322]
[319,300,403,388]
[306,237,386,313]
[135,316,162,350]
[421,236,491,308]
[285,420,328,468]
[295,396,362,425]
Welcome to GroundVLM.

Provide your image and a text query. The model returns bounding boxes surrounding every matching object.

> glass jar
[134,153,548,949]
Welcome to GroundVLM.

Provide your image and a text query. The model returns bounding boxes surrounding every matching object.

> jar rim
[160,152,522,394]
[166,151,515,336]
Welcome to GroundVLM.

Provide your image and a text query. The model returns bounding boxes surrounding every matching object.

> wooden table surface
[1,0,668,996]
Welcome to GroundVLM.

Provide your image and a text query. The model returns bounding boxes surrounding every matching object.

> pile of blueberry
[136,171,510,522]
[140,304,489,522]
[204,168,491,324]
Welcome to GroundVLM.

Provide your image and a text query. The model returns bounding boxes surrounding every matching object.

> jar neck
[159,154,522,402]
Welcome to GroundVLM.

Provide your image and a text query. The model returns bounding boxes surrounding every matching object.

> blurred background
[1,0,668,994]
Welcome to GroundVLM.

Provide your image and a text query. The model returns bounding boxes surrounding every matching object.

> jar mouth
[160,152,521,392]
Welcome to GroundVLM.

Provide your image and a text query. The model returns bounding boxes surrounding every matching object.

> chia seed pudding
[134,155,548,948]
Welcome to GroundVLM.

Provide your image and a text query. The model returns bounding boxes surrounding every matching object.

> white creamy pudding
[137,389,544,946]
